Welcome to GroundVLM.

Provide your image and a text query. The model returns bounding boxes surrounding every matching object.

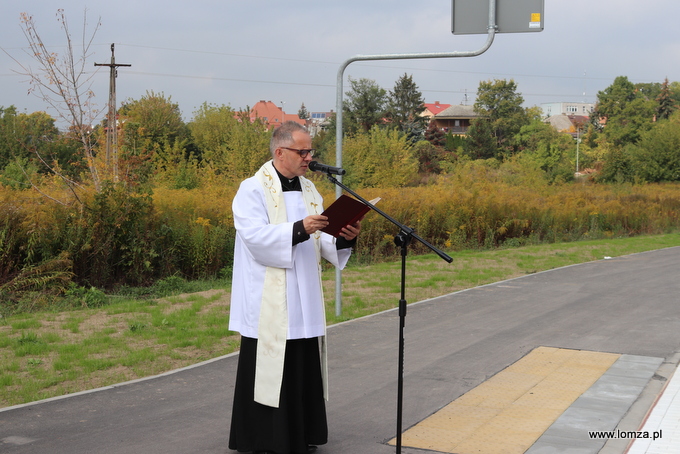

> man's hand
[303,214,329,234]
[339,220,361,241]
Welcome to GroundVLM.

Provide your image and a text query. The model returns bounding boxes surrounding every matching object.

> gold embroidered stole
[253,160,327,407]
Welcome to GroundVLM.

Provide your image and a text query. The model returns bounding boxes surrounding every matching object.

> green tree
[628,111,680,182]
[591,76,636,129]
[386,73,427,140]
[464,118,497,160]
[119,91,188,153]
[0,107,81,181]
[656,78,676,120]
[596,144,635,184]
[592,76,655,146]
[341,127,418,188]
[635,81,663,102]
[118,91,192,185]
[189,103,270,180]
[344,77,387,134]
[0,156,39,190]
[469,79,529,158]
[1,106,23,169]
[670,81,680,105]
[514,120,575,182]
[298,103,310,120]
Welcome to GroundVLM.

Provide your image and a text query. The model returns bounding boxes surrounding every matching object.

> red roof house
[249,100,306,129]
[422,101,452,119]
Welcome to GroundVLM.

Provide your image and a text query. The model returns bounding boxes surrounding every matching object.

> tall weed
[2,160,680,307]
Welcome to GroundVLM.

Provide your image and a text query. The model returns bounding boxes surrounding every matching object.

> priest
[228,121,361,454]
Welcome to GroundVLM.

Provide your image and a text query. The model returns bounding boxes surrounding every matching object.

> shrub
[2,157,680,312]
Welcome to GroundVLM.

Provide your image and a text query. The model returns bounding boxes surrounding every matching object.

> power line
[4,41,663,86]
[125,70,336,88]
[112,43,637,84]
[116,43,339,66]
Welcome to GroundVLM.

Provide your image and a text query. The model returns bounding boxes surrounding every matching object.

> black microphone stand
[323,174,452,454]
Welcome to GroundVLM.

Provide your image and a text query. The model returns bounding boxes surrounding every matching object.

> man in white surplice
[228,121,361,454]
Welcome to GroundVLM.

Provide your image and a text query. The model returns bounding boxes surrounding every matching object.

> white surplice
[229,161,351,407]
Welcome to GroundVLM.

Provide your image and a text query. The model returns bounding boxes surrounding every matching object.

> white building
[541,102,594,118]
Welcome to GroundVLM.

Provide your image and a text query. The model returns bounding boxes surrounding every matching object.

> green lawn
[1,233,679,408]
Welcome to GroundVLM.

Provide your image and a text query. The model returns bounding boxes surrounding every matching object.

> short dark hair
[270,121,308,156]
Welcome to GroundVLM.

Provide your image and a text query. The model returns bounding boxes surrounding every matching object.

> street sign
[452,0,544,35]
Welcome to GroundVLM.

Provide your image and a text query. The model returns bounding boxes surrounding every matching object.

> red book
[321,194,381,237]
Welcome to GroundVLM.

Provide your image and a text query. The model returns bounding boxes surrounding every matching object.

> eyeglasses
[280,147,315,158]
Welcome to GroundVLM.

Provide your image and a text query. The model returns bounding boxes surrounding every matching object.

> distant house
[545,114,590,137]
[541,102,594,118]
[249,100,305,129]
[308,110,334,137]
[310,111,334,122]
[422,101,452,119]
[432,104,481,135]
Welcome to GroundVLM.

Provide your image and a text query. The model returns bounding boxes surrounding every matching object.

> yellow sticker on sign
[531,13,541,23]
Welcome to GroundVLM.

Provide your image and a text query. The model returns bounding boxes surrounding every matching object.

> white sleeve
[320,233,352,270]
[232,178,295,269]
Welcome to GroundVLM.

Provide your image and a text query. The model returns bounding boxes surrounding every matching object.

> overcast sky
[1,0,679,124]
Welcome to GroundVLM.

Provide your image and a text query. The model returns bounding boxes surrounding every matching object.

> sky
[1,0,679,125]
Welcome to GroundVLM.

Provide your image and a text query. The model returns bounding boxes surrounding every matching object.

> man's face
[274,130,313,179]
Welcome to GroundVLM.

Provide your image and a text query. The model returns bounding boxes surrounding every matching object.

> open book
[320,194,381,237]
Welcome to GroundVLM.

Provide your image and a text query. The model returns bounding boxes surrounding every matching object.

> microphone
[308,161,346,176]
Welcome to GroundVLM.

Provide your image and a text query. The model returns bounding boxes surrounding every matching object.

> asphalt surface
[1,246,679,454]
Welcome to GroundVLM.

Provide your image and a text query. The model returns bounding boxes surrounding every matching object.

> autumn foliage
[3,153,680,305]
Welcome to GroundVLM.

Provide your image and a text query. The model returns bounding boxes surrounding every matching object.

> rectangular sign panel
[452,0,544,35]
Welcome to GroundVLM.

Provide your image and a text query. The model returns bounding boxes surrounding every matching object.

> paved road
[2,247,679,454]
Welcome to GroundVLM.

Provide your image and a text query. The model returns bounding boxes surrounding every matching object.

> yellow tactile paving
[391,346,620,454]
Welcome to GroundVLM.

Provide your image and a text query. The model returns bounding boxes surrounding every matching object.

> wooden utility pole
[95,43,131,181]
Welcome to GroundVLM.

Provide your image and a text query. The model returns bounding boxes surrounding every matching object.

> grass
[1,233,679,408]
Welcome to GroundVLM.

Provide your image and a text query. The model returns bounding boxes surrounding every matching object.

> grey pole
[334,0,497,317]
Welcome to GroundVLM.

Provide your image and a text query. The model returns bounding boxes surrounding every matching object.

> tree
[343,77,387,134]
[413,140,445,174]
[188,103,270,180]
[592,76,655,146]
[386,73,426,139]
[11,10,104,191]
[119,91,187,153]
[1,106,28,169]
[116,91,190,185]
[470,79,529,158]
[594,76,637,121]
[298,103,310,120]
[628,111,680,182]
[656,78,676,121]
[596,144,635,184]
[341,126,418,188]
[424,119,445,147]
[514,120,575,182]
[670,81,680,105]
[0,106,82,182]
[464,118,497,160]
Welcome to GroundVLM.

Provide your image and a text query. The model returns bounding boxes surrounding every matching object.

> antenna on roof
[582,71,587,103]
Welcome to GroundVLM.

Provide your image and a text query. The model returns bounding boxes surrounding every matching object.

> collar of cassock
[273,166,301,192]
